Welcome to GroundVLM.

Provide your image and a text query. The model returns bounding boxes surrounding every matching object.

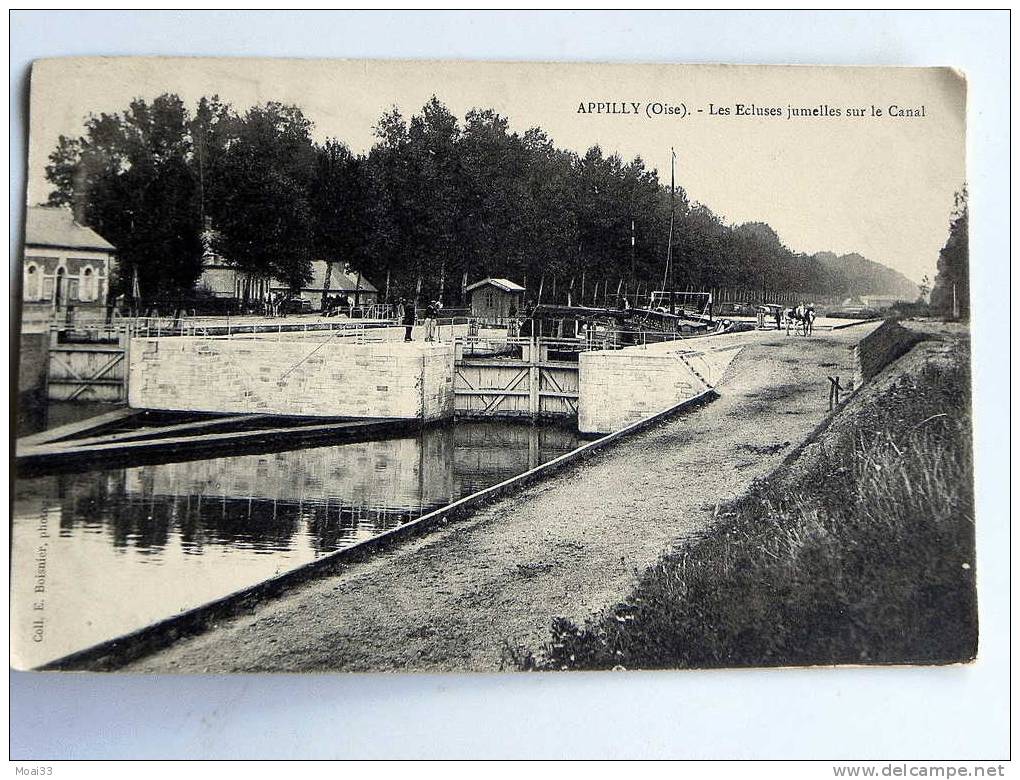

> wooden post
[420,354,427,425]
[121,326,131,402]
[828,376,842,410]
[529,335,540,417]
[528,423,539,470]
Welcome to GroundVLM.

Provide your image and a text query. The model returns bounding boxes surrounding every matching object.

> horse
[785,304,816,336]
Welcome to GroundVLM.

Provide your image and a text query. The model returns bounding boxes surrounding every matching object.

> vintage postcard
[12,58,973,673]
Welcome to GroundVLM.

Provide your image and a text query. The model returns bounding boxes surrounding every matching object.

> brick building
[21,206,116,323]
[270,260,379,309]
[197,256,378,309]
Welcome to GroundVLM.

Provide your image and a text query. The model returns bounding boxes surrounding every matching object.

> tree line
[45,93,919,307]
[929,188,969,318]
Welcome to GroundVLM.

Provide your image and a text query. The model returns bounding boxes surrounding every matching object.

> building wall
[296,288,379,306]
[196,265,238,298]
[470,287,521,320]
[17,332,49,399]
[22,246,112,318]
[842,319,917,391]
[578,341,741,434]
[197,260,380,304]
[129,336,456,420]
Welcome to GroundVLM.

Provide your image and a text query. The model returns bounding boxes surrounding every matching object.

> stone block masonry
[842,319,919,392]
[221,323,469,344]
[18,332,48,400]
[578,340,741,434]
[129,336,455,421]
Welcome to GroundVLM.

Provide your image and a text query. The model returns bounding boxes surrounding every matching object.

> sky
[28,58,967,285]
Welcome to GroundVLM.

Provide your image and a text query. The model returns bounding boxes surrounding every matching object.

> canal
[11,415,580,668]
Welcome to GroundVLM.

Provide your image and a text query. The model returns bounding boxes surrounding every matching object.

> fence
[711,288,840,307]
[132,318,395,340]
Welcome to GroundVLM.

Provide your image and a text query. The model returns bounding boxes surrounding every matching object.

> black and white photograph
[8,11,1010,761]
[12,56,976,674]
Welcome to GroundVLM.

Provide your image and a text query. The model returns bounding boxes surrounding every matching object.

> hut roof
[466,278,525,294]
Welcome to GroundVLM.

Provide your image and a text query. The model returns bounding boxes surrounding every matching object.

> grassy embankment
[512,339,977,670]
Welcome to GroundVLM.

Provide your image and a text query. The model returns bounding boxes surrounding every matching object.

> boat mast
[629,218,635,304]
[663,147,677,315]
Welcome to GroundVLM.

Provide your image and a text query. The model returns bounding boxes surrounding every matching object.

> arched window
[80,266,96,302]
[23,263,41,301]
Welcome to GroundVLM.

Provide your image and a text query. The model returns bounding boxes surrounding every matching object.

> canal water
[11,418,580,668]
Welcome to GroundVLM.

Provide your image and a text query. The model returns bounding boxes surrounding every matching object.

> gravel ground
[125,324,883,673]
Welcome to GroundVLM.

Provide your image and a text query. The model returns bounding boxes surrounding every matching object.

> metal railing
[124,316,398,340]
[46,314,747,353]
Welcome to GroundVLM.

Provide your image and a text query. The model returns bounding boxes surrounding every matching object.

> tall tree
[930,188,969,318]
[365,107,416,301]
[207,102,318,292]
[44,93,205,299]
[407,97,462,302]
[519,128,579,300]
[189,95,237,228]
[310,139,374,306]
[46,91,920,311]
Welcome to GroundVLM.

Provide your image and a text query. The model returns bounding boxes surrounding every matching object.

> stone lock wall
[17,332,49,400]
[578,341,741,434]
[842,319,918,391]
[222,323,469,344]
[129,336,455,420]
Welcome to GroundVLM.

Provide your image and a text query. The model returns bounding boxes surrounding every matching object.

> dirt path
[126,325,879,673]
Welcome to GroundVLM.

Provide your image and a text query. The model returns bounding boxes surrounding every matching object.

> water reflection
[11,420,579,667]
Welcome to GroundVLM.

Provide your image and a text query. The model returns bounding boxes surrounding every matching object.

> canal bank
[11,418,584,669]
[116,323,902,673]
[519,327,974,670]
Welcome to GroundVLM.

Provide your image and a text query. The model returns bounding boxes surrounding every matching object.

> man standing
[423,300,439,342]
[402,298,416,342]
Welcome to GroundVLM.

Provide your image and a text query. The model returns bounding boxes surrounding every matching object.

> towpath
[126,323,879,672]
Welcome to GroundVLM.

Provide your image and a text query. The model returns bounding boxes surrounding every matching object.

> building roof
[25,206,115,252]
[268,260,378,293]
[861,294,905,305]
[466,277,525,294]
[331,266,378,293]
[306,260,378,293]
